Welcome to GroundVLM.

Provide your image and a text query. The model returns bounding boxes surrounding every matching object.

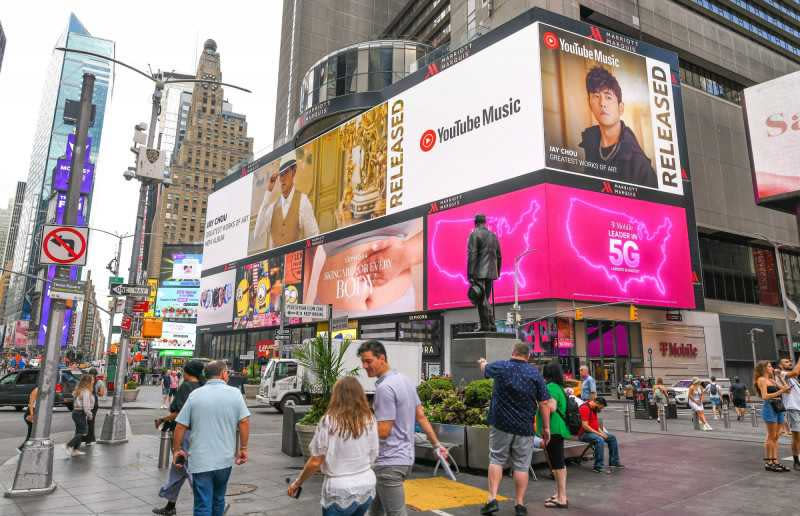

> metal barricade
[658,404,667,432]
[158,430,172,469]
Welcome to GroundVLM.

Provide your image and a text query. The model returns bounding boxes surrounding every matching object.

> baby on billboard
[541,25,661,189]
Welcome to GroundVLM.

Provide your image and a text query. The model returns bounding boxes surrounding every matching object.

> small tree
[293,336,359,425]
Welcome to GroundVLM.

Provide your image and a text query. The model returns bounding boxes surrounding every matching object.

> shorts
[688,400,704,413]
[762,400,786,424]
[489,427,534,472]
[733,398,746,408]
[545,434,566,470]
[169,388,178,397]
[786,410,800,432]
[711,397,721,406]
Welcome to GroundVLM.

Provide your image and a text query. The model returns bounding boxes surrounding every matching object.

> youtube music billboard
[428,184,694,310]
[199,9,697,329]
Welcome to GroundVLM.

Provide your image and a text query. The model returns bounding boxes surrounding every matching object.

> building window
[700,234,780,306]
[679,60,743,104]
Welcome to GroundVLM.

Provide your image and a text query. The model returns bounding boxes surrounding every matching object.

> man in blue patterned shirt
[478,341,551,516]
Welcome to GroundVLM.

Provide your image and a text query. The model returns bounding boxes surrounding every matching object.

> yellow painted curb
[404,477,508,511]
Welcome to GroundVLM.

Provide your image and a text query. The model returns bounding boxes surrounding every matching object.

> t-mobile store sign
[426,183,694,309]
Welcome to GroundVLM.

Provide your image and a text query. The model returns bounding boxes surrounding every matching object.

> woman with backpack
[653,378,669,423]
[537,360,572,509]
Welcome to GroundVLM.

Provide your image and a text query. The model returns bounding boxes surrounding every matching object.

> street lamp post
[750,327,765,370]
[511,249,536,338]
[753,233,796,363]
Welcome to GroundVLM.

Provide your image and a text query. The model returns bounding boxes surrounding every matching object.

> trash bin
[633,389,650,419]
[281,405,311,457]
[666,401,678,419]
[648,402,658,419]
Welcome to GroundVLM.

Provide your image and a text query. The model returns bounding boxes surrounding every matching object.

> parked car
[671,378,731,408]
[0,368,78,411]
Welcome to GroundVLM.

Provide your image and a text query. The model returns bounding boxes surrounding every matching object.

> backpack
[709,383,718,396]
[557,388,583,435]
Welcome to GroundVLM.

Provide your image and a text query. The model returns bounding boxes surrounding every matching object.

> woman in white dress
[288,376,379,515]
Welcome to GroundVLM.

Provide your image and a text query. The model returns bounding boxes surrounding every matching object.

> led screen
[427,184,694,309]
[233,250,304,329]
[198,269,236,327]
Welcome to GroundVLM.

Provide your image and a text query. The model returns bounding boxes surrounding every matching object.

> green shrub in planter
[417,377,454,404]
[247,378,261,385]
[464,379,493,408]
[125,380,139,390]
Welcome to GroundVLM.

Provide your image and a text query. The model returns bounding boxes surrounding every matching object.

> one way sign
[110,284,150,297]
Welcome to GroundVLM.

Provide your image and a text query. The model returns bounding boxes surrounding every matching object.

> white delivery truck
[257,339,423,412]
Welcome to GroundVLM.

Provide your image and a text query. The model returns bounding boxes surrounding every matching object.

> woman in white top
[288,376,379,516]
[65,374,94,456]
[688,377,712,431]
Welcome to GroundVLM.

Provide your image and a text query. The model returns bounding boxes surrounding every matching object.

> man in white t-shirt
[778,358,800,470]
[704,377,722,420]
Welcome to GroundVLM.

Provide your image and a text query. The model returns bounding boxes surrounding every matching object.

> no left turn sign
[41,225,89,266]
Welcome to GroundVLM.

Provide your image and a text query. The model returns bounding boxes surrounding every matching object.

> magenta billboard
[426,184,694,309]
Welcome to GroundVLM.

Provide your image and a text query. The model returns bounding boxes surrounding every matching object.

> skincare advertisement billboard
[198,269,236,327]
[743,70,800,211]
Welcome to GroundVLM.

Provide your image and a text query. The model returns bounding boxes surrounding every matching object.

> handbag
[771,397,786,413]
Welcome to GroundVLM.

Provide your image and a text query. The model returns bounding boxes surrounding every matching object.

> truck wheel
[279,395,300,414]
[14,406,22,412]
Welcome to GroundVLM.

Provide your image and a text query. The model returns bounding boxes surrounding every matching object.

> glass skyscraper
[4,14,114,348]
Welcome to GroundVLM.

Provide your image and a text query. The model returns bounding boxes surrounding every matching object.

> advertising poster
[427,184,550,309]
[203,173,253,269]
[159,245,202,287]
[539,23,682,195]
[145,279,158,317]
[386,23,544,215]
[248,104,389,256]
[547,184,693,307]
[198,269,236,326]
[743,70,800,205]
[155,288,199,320]
[303,218,424,318]
[234,250,304,329]
[151,321,196,350]
[425,184,694,309]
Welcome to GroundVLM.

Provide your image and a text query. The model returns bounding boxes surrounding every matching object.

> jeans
[67,412,88,450]
[159,430,192,502]
[580,432,620,469]
[192,467,231,516]
[323,498,373,516]
[369,465,411,516]
[19,412,32,451]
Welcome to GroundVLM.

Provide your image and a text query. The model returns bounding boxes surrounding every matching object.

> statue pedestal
[450,333,516,385]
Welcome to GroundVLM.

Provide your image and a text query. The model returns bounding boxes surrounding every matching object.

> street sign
[331,316,349,331]
[108,276,124,290]
[285,303,328,319]
[121,316,132,332]
[239,351,254,360]
[132,300,150,313]
[110,283,150,297]
[275,329,291,338]
[114,298,126,314]
[49,279,85,301]
[40,225,89,266]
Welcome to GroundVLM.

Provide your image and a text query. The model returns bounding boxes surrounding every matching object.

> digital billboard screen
[303,217,424,318]
[159,244,202,287]
[155,287,199,320]
[427,184,694,309]
[234,250,304,329]
[151,321,196,350]
[198,269,236,327]
[743,70,800,210]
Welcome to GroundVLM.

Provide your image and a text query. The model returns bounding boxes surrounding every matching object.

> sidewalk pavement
[98,386,262,411]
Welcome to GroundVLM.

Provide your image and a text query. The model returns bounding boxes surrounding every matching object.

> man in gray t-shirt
[359,340,446,516]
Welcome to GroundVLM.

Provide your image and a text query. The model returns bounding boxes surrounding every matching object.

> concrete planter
[295,422,317,459]
[244,384,260,399]
[122,389,140,402]
[466,425,490,470]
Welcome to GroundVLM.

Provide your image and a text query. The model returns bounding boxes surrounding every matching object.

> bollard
[693,412,702,430]
[658,404,667,432]
[624,402,632,432]
[158,430,172,469]
[751,402,759,427]
[722,403,731,429]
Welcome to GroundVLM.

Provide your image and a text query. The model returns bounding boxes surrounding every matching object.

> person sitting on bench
[578,397,624,474]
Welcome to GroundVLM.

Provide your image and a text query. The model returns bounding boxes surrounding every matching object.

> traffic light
[629,304,639,321]
[575,308,584,321]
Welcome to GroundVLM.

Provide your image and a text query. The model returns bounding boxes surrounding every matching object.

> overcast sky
[0,1,282,333]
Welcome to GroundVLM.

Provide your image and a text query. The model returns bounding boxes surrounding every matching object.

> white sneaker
[85,442,94,446]
[704,424,713,431]
[64,444,72,455]
[71,448,85,456]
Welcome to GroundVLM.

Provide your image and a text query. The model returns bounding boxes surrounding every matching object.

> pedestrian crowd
[288,340,623,516]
